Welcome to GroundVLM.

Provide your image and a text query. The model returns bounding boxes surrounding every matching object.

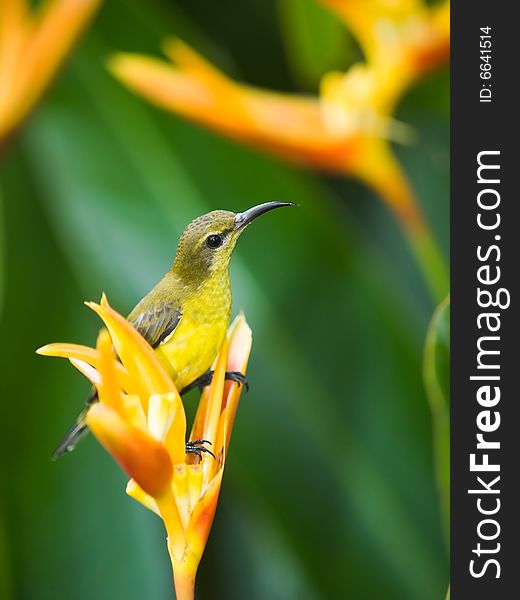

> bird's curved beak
[234,201,297,231]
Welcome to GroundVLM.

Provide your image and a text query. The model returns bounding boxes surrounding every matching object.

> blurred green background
[0,0,449,598]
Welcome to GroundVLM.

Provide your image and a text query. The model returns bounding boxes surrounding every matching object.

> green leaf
[424,295,450,543]
[0,185,4,318]
[0,511,13,600]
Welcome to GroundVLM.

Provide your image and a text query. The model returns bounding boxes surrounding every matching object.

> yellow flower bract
[37,296,252,600]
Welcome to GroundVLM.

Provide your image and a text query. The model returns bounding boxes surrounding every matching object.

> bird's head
[173,201,296,283]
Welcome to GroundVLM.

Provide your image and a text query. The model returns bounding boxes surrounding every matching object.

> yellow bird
[53,201,295,459]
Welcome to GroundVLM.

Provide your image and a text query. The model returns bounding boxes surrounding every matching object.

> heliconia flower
[108,33,448,298]
[109,41,417,221]
[318,0,450,110]
[109,40,351,171]
[0,0,101,143]
[107,0,448,206]
[37,295,252,600]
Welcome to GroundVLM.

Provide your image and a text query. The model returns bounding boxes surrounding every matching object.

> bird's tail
[52,409,89,461]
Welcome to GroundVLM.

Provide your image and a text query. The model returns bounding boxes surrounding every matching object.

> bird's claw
[224,371,249,392]
[181,370,249,395]
[180,373,213,395]
[185,439,215,460]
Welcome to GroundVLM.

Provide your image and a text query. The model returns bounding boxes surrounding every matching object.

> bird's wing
[130,301,182,349]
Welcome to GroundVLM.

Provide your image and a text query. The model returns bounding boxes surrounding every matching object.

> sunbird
[53,201,295,459]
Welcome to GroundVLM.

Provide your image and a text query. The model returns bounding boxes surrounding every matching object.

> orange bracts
[0,0,101,141]
[38,295,252,600]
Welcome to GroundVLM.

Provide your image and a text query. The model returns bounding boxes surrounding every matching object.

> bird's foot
[181,370,249,395]
[185,439,215,460]
[181,372,214,395]
[225,371,249,392]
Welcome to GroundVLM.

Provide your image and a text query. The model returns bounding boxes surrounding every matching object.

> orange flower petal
[108,45,356,170]
[96,328,124,415]
[191,315,252,483]
[8,0,100,133]
[122,395,147,431]
[185,469,224,560]
[37,341,100,361]
[126,479,160,516]
[189,382,209,448]
[149,392,186,466]
[86,403,172,497]
[202,339,227,448]
[224,314,252,390]
[36,342,133,392]
[210,315,252,481]
[171,464,192,529]
[0,0,29,133]
[186,464,203,514]
[86,295,175,403]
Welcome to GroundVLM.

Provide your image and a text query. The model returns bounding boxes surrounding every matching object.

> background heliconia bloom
[0,0,101,143]
[109,0,449,299]
[0,1,449,599]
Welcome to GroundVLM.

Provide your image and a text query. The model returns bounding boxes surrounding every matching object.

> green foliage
[424,296,450,543]
[0,0,449,598]
[278,0,353,89]
[0,188,4,317]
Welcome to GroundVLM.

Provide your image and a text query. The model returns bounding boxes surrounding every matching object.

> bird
[52,201,295,460]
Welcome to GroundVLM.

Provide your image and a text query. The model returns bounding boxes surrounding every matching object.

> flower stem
[167,537,200,600]
[172,565,195,600]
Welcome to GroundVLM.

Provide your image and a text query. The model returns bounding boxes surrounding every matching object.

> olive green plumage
[128,209,238,391]
[53,202,295,459]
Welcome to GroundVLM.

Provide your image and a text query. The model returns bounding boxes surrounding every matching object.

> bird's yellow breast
[154,276,231,391]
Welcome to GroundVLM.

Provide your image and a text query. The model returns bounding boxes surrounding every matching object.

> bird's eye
[206,234,223,249]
